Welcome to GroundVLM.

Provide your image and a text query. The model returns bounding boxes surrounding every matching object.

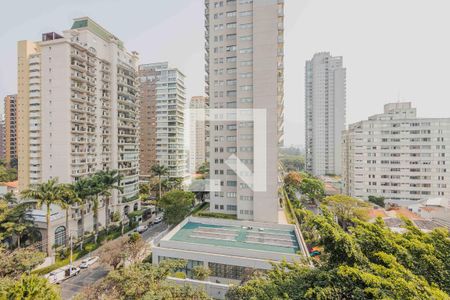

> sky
[1,0,450,147]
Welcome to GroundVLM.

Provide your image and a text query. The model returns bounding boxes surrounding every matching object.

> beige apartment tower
[4,94,18,163]
[138,62,187,179]
[205,0,284,222]
[189,96,207,174]
[17,18,140,234]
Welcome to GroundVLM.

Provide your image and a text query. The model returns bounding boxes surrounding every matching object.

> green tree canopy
[227,208,450,299]
[159,190,195,225]
[76,260,208,300]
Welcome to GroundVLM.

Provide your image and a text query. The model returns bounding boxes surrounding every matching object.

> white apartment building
[18,18,140,240]
[189,96,207,175]
[139,62,187,179]
[342,102,450,201]
[305,52,346,176]
[205,0,284,223]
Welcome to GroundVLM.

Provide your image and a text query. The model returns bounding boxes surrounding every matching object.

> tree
[322,194,370,229]
[0,274,61,300]
[197,162,209,178]
[299,177,325,202]
[93,170,123,232]
[73,177,95,239]
[159,190,195,225]
[21,179,66,255]
[1,201,34,248]
[76,260,208,300]
[98,235,148,270]
[368,195,385,207]
[281,156,305,172]
[284,171,307,190]
[59,184,81,246]
[192,265,211,281]
[0,247,46,278]
[227,209,450,299]
[151,164,169,200]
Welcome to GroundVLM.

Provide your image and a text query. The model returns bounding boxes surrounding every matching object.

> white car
[79,256,99,269]
[135,225,148,233]
[153,216,163,224]
[45,266,80,284]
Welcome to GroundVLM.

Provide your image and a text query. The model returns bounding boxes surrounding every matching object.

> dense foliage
[159,190,195,225]
[227,207,450,299]
[77,260,209,300]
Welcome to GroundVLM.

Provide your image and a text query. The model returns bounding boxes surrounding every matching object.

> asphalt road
[60,221,168,299]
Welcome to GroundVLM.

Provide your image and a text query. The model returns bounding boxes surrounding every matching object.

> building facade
[4,94,17,163]
[17,17,140,240]
[205,0,284,223]
[0,119,5,161]
[138,62,187,179]
[342,102,450,201]
[189,96,207,174]
[305,52,346,176]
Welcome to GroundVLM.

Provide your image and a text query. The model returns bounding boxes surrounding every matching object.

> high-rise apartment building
[305,52,346,176]
[342,102,450,201]
[138,62,186,178]
[0,119,5,161]
[4,94,17,163]
[205,0,284,223]
[18,17,140,218]
[189,96,207,174]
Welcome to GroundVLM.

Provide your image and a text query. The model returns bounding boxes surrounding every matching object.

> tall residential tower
[17,17,140,233]
[189,96,207,174]
[4,94,17,163]
[138,62,186,179]
[305,52,346,176]
[205,0,284,223]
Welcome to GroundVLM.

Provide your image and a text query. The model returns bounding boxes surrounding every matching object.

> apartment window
[226,45,237,52]
[240,0,253,3]
[240,195,253,201]
[240,35,253,41]
[227,147,237,153]
[226,34,237,40]
[241,60,253,66]
[241,85,253,91]
[240,97,253,103]
[226,11,237,17]
[227,181,237,187]
[239,47,253,54]
[226,205,237,211]
[226,22,237,29]
[240,72,252,78]
[240,23,253,29]
[239,11,253,17]
[227,56,237,63]
[227,192,237,198]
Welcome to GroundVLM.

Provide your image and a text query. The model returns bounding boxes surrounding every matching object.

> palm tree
[94,170,123,232]
[21,179,65,256]
[59,184,82,246]
[73,178,94,240]
[151,164,168,201]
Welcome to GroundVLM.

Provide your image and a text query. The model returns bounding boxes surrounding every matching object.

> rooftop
[169,221,300,255]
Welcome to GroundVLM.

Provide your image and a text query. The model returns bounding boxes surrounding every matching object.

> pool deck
[169,220,300,254]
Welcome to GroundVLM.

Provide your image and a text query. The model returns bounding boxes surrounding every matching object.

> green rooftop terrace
[170,221,300,255]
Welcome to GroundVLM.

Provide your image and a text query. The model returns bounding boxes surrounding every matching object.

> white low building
[152,217,307,299]
[342,102,450,201]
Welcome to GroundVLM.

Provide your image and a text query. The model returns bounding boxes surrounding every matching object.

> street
[60,221,168,299]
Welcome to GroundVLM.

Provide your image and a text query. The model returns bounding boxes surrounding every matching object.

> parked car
[153,216,163,224]
[135,225,148,233]
[45,266,80,284]
[79,256,99,269]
